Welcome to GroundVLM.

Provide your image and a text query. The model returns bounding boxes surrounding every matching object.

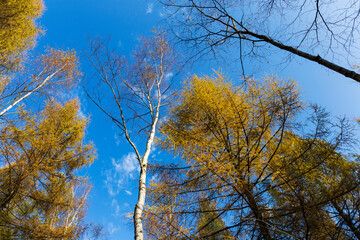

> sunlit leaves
[0,100,95,239]
[0,0,44,73]
[147,73,360,239]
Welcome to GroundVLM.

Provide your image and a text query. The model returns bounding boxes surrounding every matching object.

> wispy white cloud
[104,167,122,196]
[114,133,121,146]
[121,152,139,176]
[104,153,140,196]
[125,190,132,195]
[111,199,121,216]
[146,3,154,14]
[165,72,174,80]
[108,222,119,235]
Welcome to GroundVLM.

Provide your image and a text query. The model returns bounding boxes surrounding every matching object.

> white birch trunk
[134,106,159,240]
[0,67,63,117]
[134,164,147,240]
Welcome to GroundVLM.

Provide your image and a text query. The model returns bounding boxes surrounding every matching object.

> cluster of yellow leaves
[0,0,44,73]
[160,73,302,190]
[270,132,360,205]
[0,100,95,239]
[39,48,82,86]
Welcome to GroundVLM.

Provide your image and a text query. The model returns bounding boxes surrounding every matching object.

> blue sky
[37,1,360,239]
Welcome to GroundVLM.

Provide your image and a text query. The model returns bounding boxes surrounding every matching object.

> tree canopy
[2,0,360,239]
[145,73,360,239]
[0,100,95,239]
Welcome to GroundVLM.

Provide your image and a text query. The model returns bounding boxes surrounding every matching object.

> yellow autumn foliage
[0,100,95,239]
[0,0,44,73]
[146,73,360,239]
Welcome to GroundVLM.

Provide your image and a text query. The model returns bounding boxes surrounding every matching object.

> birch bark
[85,32,178,240]
[0,67,63,117]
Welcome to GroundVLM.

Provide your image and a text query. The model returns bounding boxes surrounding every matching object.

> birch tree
[85,31,179,240]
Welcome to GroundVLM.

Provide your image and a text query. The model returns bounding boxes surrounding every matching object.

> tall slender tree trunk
[134,109,159,240]
[134,165,147,240]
